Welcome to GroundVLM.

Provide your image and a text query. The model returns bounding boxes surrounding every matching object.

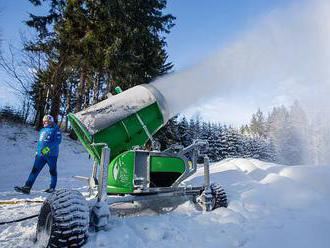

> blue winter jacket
[37,124,62,157]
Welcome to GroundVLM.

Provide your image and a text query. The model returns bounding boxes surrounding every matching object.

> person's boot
[44,188,55,193]
[14,185,31,194]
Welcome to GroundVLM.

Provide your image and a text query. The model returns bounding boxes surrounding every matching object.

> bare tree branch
[0,38,46,97]
[0,45,30,93]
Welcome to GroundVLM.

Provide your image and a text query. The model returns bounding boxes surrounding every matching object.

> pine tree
[266,106,290,164]
[241,135,253,158]
[226,127,240,158]
[187,118,196,144]
[177,116,190,147]
[26,0,175,129]
[262,139,276,162]
[286,101,309,164]
[199,121,209,141]
[208,123,221,161]
[249,109,267,138]
[240,124,250,136]
[219,125,230,159]
[154,116,179,150]
[198,121,212,159]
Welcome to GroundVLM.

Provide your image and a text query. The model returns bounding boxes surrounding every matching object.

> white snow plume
[152,0,330,122]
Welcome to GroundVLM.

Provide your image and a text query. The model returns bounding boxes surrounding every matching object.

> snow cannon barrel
[68,84,169,164]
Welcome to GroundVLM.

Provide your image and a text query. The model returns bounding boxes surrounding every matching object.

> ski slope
[0,122,330,248]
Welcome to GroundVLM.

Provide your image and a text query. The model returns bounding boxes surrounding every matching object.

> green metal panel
[68,113,99,161]
[107,151,135,193]
[150,156,185,173]
[68,102,164,164]
[106,151,186,194]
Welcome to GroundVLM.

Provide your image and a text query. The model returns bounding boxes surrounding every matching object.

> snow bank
[89,159,330,248]
[0,123,329,248]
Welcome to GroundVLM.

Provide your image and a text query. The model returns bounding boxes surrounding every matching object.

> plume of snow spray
[152,0,330,164]
[152,0,330,118]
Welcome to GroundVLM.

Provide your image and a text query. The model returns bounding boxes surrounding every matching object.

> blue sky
[0,0,297,123]
[165,0,296,69]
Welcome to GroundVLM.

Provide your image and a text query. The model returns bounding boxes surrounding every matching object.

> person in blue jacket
[15,115,62,194]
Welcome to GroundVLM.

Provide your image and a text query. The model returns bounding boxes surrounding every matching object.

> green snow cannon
[68,84,216,195]
[33,83,228,248]
[36,85,227,248]
[68,84,169,165]
[69,84,197,194]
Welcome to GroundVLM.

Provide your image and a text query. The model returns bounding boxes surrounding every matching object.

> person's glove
[41,147,51,156]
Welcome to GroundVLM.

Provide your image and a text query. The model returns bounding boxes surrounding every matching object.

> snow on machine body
[36,84,228,247]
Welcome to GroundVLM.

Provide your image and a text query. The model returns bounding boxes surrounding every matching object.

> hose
[0,200,44,205]
[0,214,39,225]
[0,200,43,225]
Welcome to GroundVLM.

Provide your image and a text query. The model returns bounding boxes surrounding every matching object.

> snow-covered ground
[0,122,330,248]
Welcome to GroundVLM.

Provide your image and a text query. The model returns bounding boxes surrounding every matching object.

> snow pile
[1,123,330,248]
[90,159,330,248]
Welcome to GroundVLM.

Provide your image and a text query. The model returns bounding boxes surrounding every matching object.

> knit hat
[43,115,54,123]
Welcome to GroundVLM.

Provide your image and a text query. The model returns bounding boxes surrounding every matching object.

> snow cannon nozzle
[68,84,169,163]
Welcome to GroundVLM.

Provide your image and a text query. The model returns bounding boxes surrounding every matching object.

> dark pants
[25,155,58,189]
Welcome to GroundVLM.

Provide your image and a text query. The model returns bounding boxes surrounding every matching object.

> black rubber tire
[210,183,228,209]
[36,189,90,247]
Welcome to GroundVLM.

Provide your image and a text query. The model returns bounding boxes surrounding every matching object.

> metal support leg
[199,155,213,211]
[88,162,98,197]
[204,155,210,188]
[92,161,98,180]
[91,146,111,231]
[98,147,110,202]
